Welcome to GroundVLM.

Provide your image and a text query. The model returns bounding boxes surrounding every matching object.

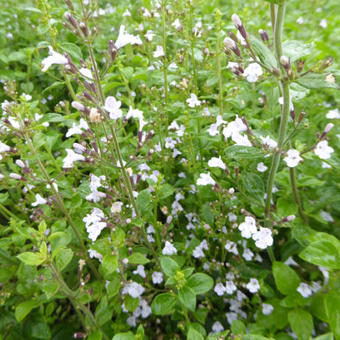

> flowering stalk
[216,10,223,117]
[188,1,198,93]
[264,2,289,220]
[161,0,168,102]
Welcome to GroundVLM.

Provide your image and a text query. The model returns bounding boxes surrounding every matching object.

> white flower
[145,30,155,42]
[242,248,254,261]
[32,194,47,206]
[257,162,268,172]
[244,63,263,83]
[115,25,142,49]
[62,149,85,168]
[66,118,89,138]
[104,96,122,120]
[326,109,340,119]
[79,67,93,79]
[162,241,177,255]
[153,45,165,58]
[225,281,237,294]
[320,19,327,28]
[284,149,303,168]
[260,135,278,149]
[252,227,273,249]
[0,142,10,153]
[133,265,146,278]
[208,156,226,170]
[126,106,146,131]
[186,93,201,108]
[152,271,163,284]
[197,173,215,186]
[238,216,257,239]
[211,321,224,334]
[314,140,334,160]
[246,278,260,293]
[41,46,68,72]
[83,208,107,242]
[123,282,145,298]
[172,19,182,30]
[226,312,238,325]
[320,210,334,222]
[225,240,238,255]
[296,17,304,24]
[297,283,313,298]
[262,303,274,315]
[111,201,123,214]
[88,249,103,261]
[214,283,226,296]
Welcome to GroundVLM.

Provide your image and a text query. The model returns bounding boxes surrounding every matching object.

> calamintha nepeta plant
[0,0,339,339]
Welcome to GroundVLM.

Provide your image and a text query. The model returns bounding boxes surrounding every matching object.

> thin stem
[216,27,223,117]
[265,2,288,221]
[188,3,198,93]
[161,0,168,102]
[289,166,307,223]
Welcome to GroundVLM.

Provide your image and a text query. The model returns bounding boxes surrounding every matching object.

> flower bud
[231,13,247,39]
[259,29,269,43]
[108,40,118,62]
[64,0,74,11]
[71,101,85,112]
[89,108,102,123]
[321,123,334,139]
[224,37,241,57]
[64,12,78,29]
[280,55,290,69]
[296,59,305,73]
[79,22,88,37]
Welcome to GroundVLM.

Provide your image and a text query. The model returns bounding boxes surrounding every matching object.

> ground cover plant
[0,0,340,339]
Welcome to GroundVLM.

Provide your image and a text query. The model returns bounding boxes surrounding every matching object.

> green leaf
[15,300,39,322]
[95,296,113,327]
[158,183,174,200]
[60,42,82,60]
[88,330,102,340]
[299,234,340,269]
[273,262,301,295]
[187,327,204,340]
[325,291,340,338]
[55,248,73,272]
[263,0,284,4]
[136,189,153,220]
[231,319,247,335]
[17,252,45,266]
[160,256,180,277]
[124,295,140,312]
[101,254,118,278]
[187,273,214,295]
[106,274,121,297]
[288,309,313,340]
[250,36,277,69]
[112,332,136,340]
[240,172,265,202]
[225,145,264,159]
[314,334,334,340]
[282,40,312,63]
[127,252,150,265]
[151,293,177,315]
[296,73,338,90]
[178,286,196,311]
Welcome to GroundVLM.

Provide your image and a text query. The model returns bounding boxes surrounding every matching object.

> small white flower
[257,162,268,172]
[246,278,260,293]
[145,30,155,42]
[115,25,142,49]
[262,303,274,315]
[314,140,334,160]
[284,149,303,168]
[238,216,257,239]
[32,194,47,206]
[214,283,226,296]
[186,93,201,108]
[320,19,327,28]
[208,156,226,170]
[153,45,165,58]
[225,281,237,294]
[252,227,273,249]
[63,149,85,168]
[197,173,215,186]
[104,96,122,120]
[296,17,304,24]
[326,109,340,119]
[123,282,145,298]
[244,63,263,83]
[79,67,93,79]
[83,208,107,242]
[0,142,10,153]
[111,201,123,214]
[211,321,224,334]
[162,241,177,255]
[297,283,313,298]
[152,271,163,284]
[133,265,146,278]
[242,248,254,261]
[41,46,68,72]
[320,210,334,222]
[172,19,182,30]
[260,135,278,149]
[225,240,238,255]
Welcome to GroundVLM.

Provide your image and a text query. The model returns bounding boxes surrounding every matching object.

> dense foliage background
[0,0,339,339]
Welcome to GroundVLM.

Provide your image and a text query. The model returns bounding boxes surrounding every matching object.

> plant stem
[289,166,307,223]
[265,2,288,222]
[188,3,198,93]
[161,0,168,102]
[216,25,223,117]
